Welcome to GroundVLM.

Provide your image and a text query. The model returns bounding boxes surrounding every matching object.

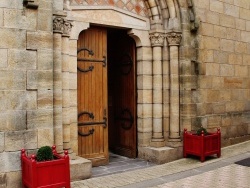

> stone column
[166,31,182,146]
[62,19,74,157]
[149,31,165,147]
[53,15,64,152]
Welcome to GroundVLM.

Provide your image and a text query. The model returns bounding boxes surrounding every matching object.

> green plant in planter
[36,146,54,162]
[196,126,208,136]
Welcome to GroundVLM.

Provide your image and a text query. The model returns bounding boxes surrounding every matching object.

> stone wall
[0,0,55,187]
[192,0,250,146]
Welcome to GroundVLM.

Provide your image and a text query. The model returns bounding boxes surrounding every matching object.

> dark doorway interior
[107,28,137,158]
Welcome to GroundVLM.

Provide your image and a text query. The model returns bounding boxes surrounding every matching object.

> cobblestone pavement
[71,141,250,188]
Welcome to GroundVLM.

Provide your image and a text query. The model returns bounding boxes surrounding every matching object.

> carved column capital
[63,20,73,37]
[166,32,182,46]
[53,16,64,34]
[149,31,165,47]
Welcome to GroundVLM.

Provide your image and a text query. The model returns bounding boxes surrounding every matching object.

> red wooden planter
[21,146,70,188]
[183,128,221,162]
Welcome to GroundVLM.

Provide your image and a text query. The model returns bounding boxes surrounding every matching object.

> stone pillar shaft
[166,32,182,145]
[53,16,64,153]
[149,31,165,147]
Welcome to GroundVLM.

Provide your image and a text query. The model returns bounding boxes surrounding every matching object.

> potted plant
[21,145,70,188]
[183,127,221,162]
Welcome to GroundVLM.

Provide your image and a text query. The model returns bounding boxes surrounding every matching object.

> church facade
[0,0,250,187]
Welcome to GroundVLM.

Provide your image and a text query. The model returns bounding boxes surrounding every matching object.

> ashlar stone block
[0,28,25,49]
[0,110,26,131]
[4,8,37,30]
[0,91,37,111]
[5,130,37,151]
[27,109,53,129]
[27,31,53,50]
[0,70,26,90]
[38,49,53,70]
[37,9,53,31]
[8,49,36,70]
[37,89,53,109]
[0,0,23,9]
[27,70,53,90]
[6,171,22,188]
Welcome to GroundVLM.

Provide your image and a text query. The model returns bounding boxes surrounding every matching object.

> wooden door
[77,27,108,166]
[108,30,137,158]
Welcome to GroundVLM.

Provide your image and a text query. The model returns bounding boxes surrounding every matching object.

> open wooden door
[108,29,137,158]
[77,27,108,166]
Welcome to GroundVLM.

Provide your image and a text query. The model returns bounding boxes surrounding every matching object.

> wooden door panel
[77,27,108,166]
[108,30,137,158]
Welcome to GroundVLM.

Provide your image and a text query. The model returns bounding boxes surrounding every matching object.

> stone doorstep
[138,146,183,164]
[70,156,92,181]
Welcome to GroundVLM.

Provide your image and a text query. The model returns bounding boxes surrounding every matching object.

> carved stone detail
[63,20,73,37]
[166,32,182,46]
[149,32,165,47]
[53,17,64,34]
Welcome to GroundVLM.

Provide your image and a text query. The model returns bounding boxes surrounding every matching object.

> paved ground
[71,140,250,188]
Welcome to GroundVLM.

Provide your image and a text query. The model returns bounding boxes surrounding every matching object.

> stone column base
[166,138,183,148]
[150,138,165,147]
[138,146,183,164]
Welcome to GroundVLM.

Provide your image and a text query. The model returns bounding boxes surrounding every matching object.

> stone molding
[53,17,64,34]
[53,16,73,37]
[149,31,165,47]
[63,20,73,37]
[166,32,182,46]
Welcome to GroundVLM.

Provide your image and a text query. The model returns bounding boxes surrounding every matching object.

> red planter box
[21,146,70,188]
[183,128,221,162]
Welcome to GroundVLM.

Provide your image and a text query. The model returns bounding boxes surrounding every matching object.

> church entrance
[77,26,137,166]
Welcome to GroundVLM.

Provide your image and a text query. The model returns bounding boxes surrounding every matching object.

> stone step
[70,156,92,181]
[138,146,183,164]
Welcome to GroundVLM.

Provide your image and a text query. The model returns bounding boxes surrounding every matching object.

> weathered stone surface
[0,49,7,68]
[37,128,53,147]
[0,28,25,49]
[0,133,4,152]
[0,8,3,27]
[0,0,23,9]
[0,70,26,90]
[137,75,152,89]
[0,91,37,110]
[37,9,53,31]
[0,173,6,187]
[27,70,53,89]
[6,171,22,188]
[4,9,37,30]
[8,49,36,70]
[70,157,91,180]
[27,109,53,129]
[5,131,37,151]
[0,110,26,131]
[68,73,77,90]
[38,49,53,70]
[27,31,53,50]
[37,89,53,109]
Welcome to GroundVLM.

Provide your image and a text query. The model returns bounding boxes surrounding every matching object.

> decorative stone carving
[63,20,73,37]
[53,17,64,34]
[149,32,165,47]
[166,32,182,46]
